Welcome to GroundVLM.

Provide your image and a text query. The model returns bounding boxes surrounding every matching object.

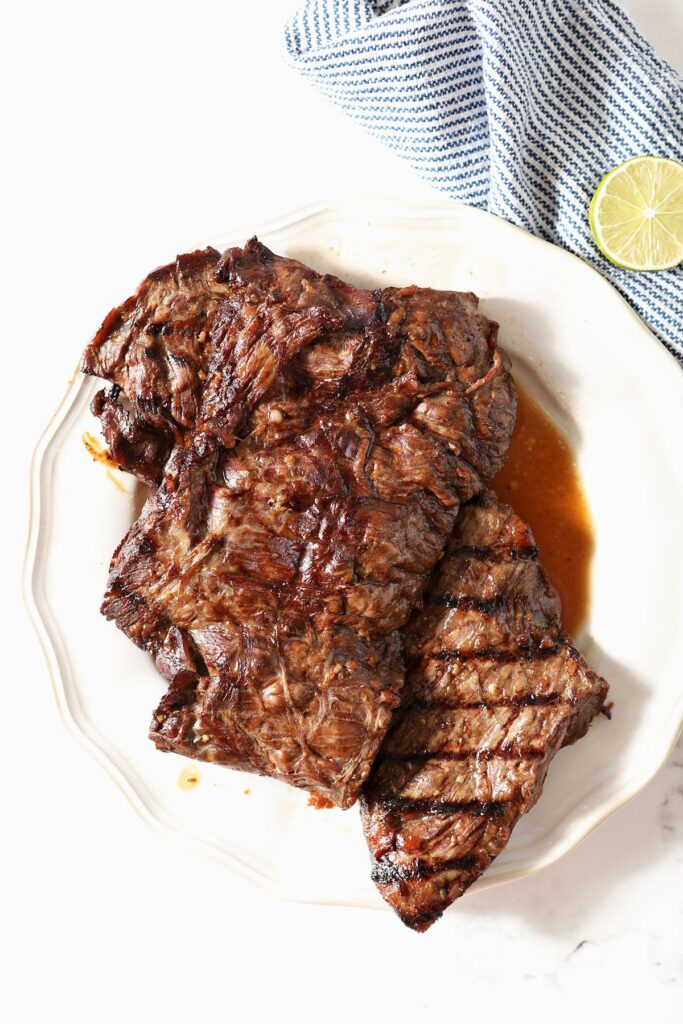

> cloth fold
[285,0,683,355]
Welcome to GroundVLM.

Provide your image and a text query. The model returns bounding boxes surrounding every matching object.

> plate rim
[23,196,683,909]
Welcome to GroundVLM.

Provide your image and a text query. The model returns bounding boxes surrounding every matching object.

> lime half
[589,156,683,271]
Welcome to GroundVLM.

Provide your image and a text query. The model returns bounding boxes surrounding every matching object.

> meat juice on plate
[493,383,592,636]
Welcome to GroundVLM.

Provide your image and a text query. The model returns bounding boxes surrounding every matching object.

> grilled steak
[81,247,228,482]
[361,490,608,928]
[95,240,517,807]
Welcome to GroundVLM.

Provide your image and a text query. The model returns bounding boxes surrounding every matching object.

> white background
[3,2,683,1020]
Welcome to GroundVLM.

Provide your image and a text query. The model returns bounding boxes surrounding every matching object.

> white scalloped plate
[24,199,683,911]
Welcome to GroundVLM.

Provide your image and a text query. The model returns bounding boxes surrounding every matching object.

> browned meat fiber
[361,490,608,929]
[82,247,228,485]
[85,239,516,808]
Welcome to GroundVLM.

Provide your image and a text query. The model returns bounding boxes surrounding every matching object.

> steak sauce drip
[492,383,592,635]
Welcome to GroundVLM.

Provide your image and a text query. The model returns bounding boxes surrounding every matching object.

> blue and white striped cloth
[285,0,683,357]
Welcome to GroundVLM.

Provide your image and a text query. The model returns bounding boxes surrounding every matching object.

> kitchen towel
[285,0,683,357]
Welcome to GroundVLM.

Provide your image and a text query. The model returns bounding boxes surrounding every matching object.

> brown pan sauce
[492,383,593,636]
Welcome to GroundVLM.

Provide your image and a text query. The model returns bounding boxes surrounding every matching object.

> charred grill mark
[400,693,569,713]
[379,747,545,764]
[432,642,568,663]
[167,351,196,370]
[144,320,197,339]
[377,796,508,818]
[371,853,477,885]
[424,593,503,613]
[451,543,539,563]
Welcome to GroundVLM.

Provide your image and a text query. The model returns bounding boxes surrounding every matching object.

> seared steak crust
[97,240,517,808]
[81,247,227,481]
[361,491,608,928]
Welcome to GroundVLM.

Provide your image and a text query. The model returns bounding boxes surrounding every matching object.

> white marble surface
[4,1,683,1020]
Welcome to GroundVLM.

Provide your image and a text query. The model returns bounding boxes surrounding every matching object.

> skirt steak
[360,490,608,928]
[88,241,517,807]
